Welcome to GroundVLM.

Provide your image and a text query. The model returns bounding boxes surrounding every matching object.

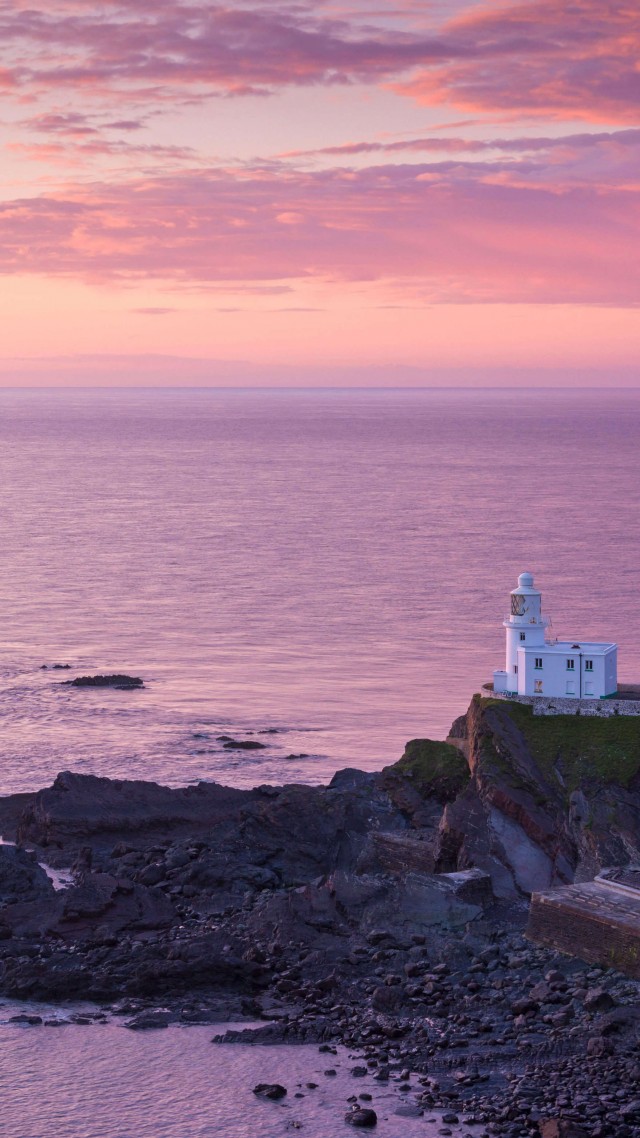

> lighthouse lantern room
[493,572,617,700]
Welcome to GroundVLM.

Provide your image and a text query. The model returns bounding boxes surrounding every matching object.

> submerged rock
[221,739,267,751]
[64,674,144,690]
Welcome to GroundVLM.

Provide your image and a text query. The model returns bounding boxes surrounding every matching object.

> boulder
[345,1108,377,1127]
[253,1084,287,1101]
[0,845,55,905]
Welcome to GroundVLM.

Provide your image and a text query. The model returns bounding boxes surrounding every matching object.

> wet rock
[125,1011,174,1030]
[253,1083,287,1101]
[64,674,144,690]
[222,740,266,751]
[345,1107,377,1127]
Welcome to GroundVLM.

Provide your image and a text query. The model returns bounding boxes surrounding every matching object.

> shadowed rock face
[0,845,54,906]
[8,694,640,913]
[433,696,640,898]
[16,771,250,848]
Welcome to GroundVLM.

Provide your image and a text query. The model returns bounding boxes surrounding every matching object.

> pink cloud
[0,2,444,102]
[22,111,146,135]
[394,0,640,123]
[1,152,639,303]
[132,306,177,315]
[283,128,640,161]
[0,0,636,125]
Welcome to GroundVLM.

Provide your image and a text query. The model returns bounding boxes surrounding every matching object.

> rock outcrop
[432,695,640,898]
[0,696,639,1136]
[0,845,54,906]
[63,674,144,690]
[10,695,640,906]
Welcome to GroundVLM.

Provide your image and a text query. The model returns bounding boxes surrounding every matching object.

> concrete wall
[605,647,618,695]
[484,687,640,717]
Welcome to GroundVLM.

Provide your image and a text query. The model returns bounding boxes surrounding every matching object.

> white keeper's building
[493,572,617,700]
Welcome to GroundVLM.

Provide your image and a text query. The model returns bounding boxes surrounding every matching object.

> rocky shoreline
[0,695,639,1137]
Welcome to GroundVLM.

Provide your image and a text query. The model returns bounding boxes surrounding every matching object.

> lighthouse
[493,572,617,699]
[503,571,548,692]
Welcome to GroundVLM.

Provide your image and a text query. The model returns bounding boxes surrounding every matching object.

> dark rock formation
[221,739,267,751]
[0,693,639,1136]
[63,674,144,690]
[431,695,640,898]
[253,1083,287,1100]
[345,1107,377,1127]
[12,694,640,902]
[16,770,258,851]
[0,845,54,906]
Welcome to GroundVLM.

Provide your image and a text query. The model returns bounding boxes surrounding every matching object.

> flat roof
[520,641,616,655]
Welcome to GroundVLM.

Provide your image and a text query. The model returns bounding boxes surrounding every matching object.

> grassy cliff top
[479,696,640,791]
[390,739,470,802]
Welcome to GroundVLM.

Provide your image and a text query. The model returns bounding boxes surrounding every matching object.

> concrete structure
[493,572,617,700]
[527,869,640,978]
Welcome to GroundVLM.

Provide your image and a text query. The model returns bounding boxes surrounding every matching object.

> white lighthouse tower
[502,571,548,692]
[493,571,617,699]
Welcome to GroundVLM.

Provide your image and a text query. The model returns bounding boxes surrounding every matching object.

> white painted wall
[517,645,616,699]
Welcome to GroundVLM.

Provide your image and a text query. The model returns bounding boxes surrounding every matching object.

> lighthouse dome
[518,571,534,588]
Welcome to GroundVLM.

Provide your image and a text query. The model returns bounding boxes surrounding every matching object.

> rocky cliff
[8,693,640,909]
[432,695,640,898]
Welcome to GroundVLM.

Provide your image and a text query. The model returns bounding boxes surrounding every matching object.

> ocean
[0,386,638,794]
[0,385,638,1137]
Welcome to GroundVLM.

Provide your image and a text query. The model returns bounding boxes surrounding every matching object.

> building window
[585,682,594,695]
[535,657,543,669]
[566,681,575,695]
[520,632,526,641]
[567,659,575,670]
[514,665,518,674]
[534,680,543,693]
[585,660,593,671]
[511,595,525,616]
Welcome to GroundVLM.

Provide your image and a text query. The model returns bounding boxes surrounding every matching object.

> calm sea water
[0,1011,474,1138]
[0,386,638,795]
[0,386,638,1137]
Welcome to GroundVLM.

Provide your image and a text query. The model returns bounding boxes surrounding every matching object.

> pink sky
[0,0,638,384]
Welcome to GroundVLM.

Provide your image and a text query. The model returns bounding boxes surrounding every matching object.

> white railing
[503,614,551,626]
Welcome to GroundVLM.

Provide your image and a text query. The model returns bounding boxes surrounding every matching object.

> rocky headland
[1,694,639,1137]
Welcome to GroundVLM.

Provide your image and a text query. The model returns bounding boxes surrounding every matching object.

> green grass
[481,698,640,792]
[390,739,470,802]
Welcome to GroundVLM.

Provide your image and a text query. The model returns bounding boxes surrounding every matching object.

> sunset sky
[1,0,639,384]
